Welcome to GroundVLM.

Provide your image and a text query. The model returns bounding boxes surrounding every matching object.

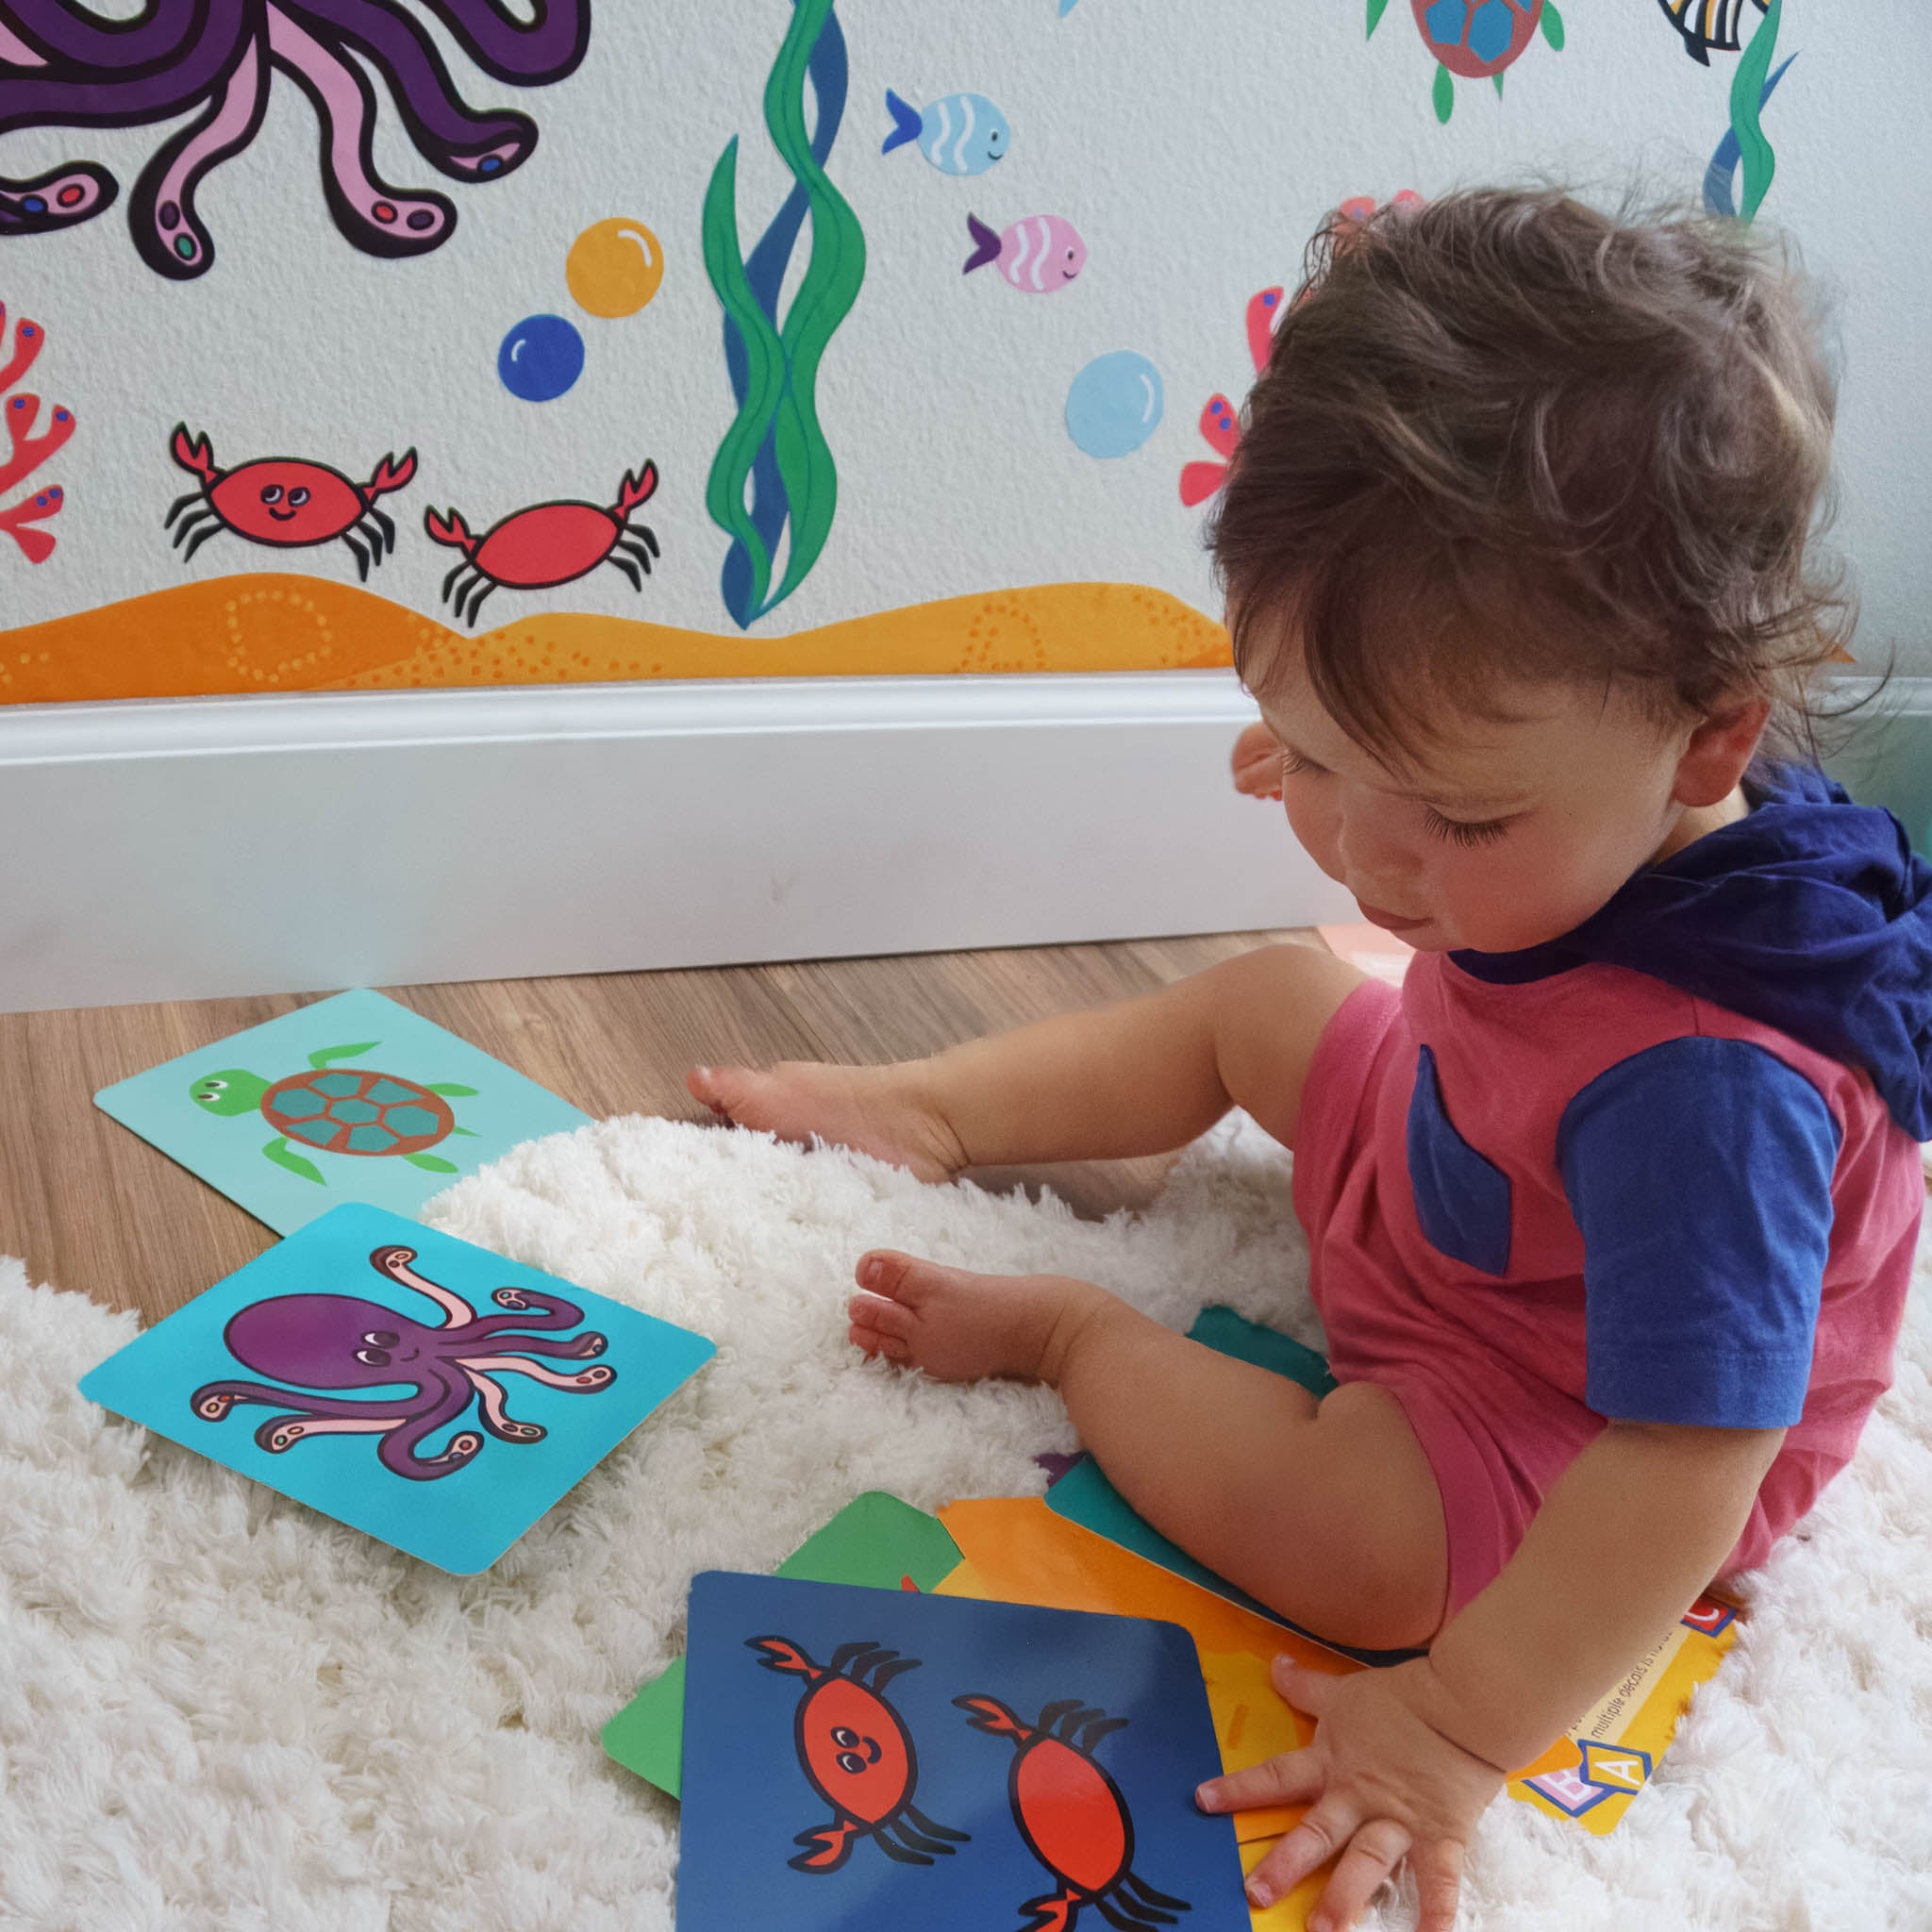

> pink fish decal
[964,213,1086,292]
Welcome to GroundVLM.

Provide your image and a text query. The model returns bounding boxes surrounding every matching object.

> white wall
[2,0,1926,667]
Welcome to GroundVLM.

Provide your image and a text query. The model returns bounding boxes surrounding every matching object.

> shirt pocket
[1406,1044,1512,1277]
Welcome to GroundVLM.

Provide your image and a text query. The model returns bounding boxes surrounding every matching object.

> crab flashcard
[94,988,589,1233]
[676,1573,1249,1932]
[78,1203,714,1574]
[602,1491,964,1799]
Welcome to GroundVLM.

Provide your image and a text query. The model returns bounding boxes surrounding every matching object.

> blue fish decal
[882,90,1009,176]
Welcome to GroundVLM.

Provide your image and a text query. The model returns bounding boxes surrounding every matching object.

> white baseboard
[0,673,1353,1014]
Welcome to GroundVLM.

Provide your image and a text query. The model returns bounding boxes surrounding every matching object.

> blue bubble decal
[1066,351,1164,459]
[498,314,586,402]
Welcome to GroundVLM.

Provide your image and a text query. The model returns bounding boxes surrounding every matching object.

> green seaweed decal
[703,0,866,630]
[1697,1,1790,223]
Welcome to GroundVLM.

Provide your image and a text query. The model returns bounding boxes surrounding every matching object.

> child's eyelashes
[1423,806,1514,849]
[1276,746,1516,848]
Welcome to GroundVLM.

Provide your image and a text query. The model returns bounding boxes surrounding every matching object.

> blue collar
[1450,764,1932,1138]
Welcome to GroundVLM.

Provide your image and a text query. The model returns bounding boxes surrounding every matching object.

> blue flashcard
[677,1572,1248,1932]
[94,988,590,1234]
[79,1203,714,1574]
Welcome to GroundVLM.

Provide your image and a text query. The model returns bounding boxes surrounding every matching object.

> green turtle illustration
[189,1038,480,1185]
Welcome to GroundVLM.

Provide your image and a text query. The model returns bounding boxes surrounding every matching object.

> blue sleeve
[1557,1037,1840,1429]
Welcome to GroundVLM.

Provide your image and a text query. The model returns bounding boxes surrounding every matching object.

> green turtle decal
[189,1038,480,1186]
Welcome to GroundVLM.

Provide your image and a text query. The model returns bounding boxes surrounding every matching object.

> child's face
[1257,666,1704,954]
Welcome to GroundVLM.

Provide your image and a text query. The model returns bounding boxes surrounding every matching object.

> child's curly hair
[1210,187,1851,762]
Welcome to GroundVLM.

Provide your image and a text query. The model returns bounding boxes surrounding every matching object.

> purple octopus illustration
[190,1241,616,1480]
[0,2,591,279]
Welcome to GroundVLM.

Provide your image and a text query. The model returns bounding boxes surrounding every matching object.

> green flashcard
[1046,1307,1412,1664]
[601,1491,962,1798]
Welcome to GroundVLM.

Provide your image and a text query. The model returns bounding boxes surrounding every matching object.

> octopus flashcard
[676,1573,1249,1932]
[94,988,590,1234]
[78,1203,715,1573]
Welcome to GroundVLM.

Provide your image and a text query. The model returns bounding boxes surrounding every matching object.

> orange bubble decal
[567,218,664,318]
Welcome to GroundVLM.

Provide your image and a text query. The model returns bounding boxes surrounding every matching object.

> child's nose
[1335,804,1416,888]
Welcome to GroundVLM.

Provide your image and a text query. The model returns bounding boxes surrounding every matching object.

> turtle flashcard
[676,1573,1248,1932]
[94,988,589,1233]
[79,1203,715,1573]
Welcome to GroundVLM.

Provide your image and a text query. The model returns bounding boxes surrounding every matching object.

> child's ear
[1672,696,1772,808]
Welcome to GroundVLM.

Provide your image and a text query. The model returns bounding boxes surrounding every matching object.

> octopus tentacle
[461,1366,544,1441]
[458,1325,606,1360]
[0,0,255,134]
[191,1376,426,1424]
[277,0,533,179]
[3,0,212,72]
[414,0,588,85]
[0,21,47,65]
[266,3,455,255]
[462,1286,588,1335]
[126,24,268,277]
[0,160,117,236]
[370,1244,477,1327]
[458,1353,615,1391]
[254,1409,407,1453]
[375,1369,485,1480]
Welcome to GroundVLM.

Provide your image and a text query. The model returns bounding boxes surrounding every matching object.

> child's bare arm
[1204,1420,1783,1930]
[1422,1419,1782,1767]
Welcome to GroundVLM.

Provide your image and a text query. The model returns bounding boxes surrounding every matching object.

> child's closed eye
[1423,806,1514,848]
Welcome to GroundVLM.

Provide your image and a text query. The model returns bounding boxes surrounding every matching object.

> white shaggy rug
[4,1113,1929,1932]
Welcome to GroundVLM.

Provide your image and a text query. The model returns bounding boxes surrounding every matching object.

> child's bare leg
[851,1252,1447,1653]
[689,942,1366,1175]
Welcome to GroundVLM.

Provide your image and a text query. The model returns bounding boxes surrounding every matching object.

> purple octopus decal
[0,1,590,278]
[191,1241,615,1480]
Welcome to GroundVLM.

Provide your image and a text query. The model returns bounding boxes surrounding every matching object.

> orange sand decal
[0,576,1230,704]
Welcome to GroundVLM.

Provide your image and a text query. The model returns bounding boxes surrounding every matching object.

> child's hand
[1195,1656,1507,1932]
[1231,719,1287,799]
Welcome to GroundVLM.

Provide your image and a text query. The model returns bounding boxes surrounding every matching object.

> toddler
[690,190,1931,1930]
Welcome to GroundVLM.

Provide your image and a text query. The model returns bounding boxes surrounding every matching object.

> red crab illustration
[423,463,660,628]
[0,302,74,563]
[1180,193,1422,509]
[166,425,418,579]
[956,1694,1190,1932]
[749,1634,971,1874]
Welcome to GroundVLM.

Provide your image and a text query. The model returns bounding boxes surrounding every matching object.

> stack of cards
[675,1572,1251,1931]
[83,991,716,1572]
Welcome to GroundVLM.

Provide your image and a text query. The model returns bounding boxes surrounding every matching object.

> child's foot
[687,1060,967,1182]
[847,1249,1112,1384]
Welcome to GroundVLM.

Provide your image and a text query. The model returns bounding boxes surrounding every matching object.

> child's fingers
[1307,1816,1411,1932]
[1195,1744,1323,1815]
[1271,1656,1342,1716]
[1410,1837,1465,1932]
[1243,1793,1361,1910]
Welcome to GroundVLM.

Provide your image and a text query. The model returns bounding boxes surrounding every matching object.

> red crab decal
[749,1634,971,1874]
[956,1694,1190,1932]
[423,463,660,628]
[1179,192,1422,510]
[166,425,418,579]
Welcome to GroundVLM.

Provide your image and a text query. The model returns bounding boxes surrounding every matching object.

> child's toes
[687,1064,748,1119]
[851,1322,911,1362]
[848,1290,913,1336]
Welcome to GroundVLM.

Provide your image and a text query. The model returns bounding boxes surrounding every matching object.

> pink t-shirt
[1293,955,1923,1612]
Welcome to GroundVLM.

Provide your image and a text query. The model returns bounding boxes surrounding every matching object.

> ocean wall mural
[0,0,1924,703]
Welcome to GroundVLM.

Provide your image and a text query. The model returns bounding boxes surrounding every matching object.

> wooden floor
[0,929,1310,1328]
